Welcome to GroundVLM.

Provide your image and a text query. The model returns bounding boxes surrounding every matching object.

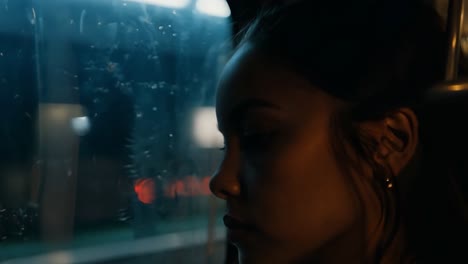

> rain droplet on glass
[28,8,36,25]
[158,26,164,30]
[136,112,143,118]
[152,107,158,111]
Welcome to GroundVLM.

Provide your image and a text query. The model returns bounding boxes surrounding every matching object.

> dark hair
[238,0,468,262]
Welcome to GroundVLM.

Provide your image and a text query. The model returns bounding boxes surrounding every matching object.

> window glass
[0,0,231,262]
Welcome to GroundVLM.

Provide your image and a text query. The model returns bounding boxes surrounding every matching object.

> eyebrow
[218,98,281,133]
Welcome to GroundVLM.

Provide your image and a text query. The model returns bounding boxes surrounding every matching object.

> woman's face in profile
[211,44,367,263]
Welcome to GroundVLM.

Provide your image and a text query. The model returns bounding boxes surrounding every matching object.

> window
[0,0,231,262]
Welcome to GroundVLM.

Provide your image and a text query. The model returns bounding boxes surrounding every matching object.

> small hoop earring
[374,166,399,263]
[375,160,395,190]
[384,176,394,189]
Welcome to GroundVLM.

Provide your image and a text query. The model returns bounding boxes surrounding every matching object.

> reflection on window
[0,0,231,263]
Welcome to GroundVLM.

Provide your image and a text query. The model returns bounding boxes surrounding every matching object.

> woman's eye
[239,131,278,151]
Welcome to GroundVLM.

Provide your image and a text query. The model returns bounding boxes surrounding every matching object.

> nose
[209,148,241,200]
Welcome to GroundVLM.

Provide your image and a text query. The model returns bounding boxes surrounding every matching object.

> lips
[223,214,253,230]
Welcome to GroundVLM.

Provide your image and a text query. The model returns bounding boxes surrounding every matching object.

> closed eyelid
[229,99,280,122]
[240,110,287,133]
[217,99,282,134]
[241,119,277,136]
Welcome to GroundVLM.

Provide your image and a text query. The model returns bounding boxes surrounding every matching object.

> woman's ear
[360,108,419,176]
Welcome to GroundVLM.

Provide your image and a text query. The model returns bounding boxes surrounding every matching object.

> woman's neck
[304,218,367,264]
[379,226,415,264]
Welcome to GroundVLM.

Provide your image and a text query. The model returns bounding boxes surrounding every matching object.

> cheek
[247,131,361,245]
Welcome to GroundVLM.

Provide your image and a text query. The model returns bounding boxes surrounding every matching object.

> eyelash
[218,130,281,153]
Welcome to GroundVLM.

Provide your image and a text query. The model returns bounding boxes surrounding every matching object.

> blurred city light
[134,178,156,204]
[71,116,91,136]
[192,107,224,148]
[196,0,231,18]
